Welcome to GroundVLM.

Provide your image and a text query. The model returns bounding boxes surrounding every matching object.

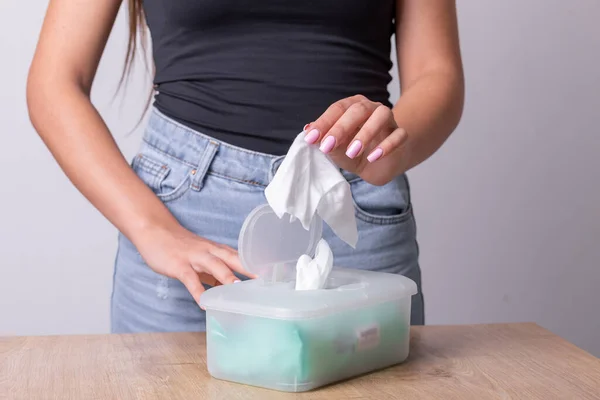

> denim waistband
[144,108,359,187]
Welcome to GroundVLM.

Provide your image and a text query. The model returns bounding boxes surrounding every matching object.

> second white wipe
[295,239,333,290]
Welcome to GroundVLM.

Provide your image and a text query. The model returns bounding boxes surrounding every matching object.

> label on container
[355,324,380,352]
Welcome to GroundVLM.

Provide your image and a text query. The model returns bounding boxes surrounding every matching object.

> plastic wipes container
[199,204,418,392]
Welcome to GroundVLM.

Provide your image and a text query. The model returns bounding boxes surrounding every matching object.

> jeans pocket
[350,174,413,225]
[131,145,194,202]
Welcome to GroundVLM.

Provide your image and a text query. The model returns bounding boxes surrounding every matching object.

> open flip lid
[199,204,418,320]
[237,203,323,282]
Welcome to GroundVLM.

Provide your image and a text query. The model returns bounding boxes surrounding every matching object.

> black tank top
[143,0,396,155]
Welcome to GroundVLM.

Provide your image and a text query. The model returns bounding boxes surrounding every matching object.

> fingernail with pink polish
[304,129,320,144]
[346,140,362,159]
[319,136,336,154]
[233,280,241,283]
[367,147,383,163]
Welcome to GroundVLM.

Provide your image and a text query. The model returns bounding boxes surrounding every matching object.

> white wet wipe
[295,239,333,290]
[265,131,359,290]
[265,131,358,249]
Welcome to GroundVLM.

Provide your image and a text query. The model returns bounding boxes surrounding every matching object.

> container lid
[199,203,418,320]
[238,204,323,281]
[199,267,418,320]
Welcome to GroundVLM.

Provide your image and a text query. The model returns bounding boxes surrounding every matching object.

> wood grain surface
[1,323,599,399]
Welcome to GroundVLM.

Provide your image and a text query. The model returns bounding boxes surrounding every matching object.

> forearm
[391,70,464,173]
[27,81,181,243]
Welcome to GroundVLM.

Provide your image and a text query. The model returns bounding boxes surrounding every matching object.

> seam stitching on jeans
[141,138,197,168]
[354,204,414,225]
[206,171,267,188]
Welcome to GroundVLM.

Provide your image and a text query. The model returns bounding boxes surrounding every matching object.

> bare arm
[28,0,174,244]
[27,0,251,302]
[391,0,464,171]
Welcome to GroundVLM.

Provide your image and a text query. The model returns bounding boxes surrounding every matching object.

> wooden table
[1,323,599,399]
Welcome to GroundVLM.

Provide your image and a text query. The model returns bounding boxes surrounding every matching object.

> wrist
[395,133,416,174]
[125,212,185,249]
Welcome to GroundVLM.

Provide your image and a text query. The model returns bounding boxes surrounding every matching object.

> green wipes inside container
[200,204,417,393]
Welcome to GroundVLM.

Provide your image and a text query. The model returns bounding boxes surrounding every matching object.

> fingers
[174,239,257,308]
[365,127,408,163]
[345,104,391,159]
[178,268,205,304]
[304,95,404,163]
[198,272,220,287]
[320,100,379,154]
[304,95,366,146]
[193,271,223,311]
[210,245,257,279]
[191,252,239,286]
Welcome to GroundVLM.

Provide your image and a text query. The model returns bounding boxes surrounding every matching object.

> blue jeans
[111,109,424,333]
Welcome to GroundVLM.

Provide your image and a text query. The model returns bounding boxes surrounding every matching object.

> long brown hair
[120,0,147,88]
[118,0,152,127]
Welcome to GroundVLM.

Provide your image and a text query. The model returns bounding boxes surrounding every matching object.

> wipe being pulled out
[264,131,358,290]
[265,131,358,248]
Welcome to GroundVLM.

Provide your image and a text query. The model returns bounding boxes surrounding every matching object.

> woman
[27,1,463,333]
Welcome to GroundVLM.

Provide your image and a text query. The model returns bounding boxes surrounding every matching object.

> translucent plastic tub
[200,204,417,392]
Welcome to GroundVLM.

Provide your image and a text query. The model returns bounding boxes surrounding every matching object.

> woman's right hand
[134,224,256,303]
[27,0,255,306]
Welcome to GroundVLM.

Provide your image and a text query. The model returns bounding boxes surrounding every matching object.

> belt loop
[191,140,219,192]
[268,155,286,183]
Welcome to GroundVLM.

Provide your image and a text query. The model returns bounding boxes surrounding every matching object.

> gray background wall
[1,0,598,356]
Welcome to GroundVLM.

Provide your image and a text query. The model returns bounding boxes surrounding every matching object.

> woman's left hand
[304,95,409,186]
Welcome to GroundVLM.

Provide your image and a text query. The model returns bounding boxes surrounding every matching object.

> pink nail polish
[319,136,336,153]
[233,280,241,283]
[367,147,383,163]
[346,140,362,159]
[304,129,320,144]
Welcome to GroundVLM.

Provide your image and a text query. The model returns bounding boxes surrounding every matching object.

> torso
[144,0,396,155]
